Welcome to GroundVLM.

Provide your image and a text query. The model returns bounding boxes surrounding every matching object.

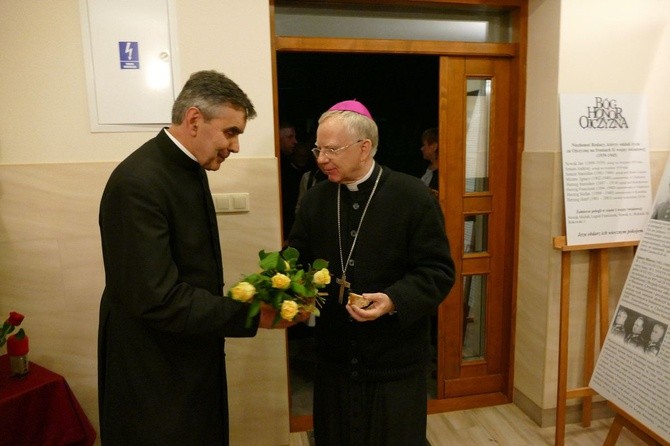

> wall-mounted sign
[80,0,179,130]
[119,41,139,69]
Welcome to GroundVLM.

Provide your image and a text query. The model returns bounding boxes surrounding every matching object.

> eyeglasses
[312,140,363,158]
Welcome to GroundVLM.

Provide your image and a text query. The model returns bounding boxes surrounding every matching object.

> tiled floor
[287,325,649,446]
[289,403,648,446]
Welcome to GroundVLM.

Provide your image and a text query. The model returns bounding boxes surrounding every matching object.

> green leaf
[312,259,329,270]
[272,292,284,309]
[244,273,264,284]
[291,282,310,297]
[256,288,272,304]
[283,247,299,262]
[293,269,305,282]
[248,300,261,318]
[272,312,282,327]
[259,251,282,271]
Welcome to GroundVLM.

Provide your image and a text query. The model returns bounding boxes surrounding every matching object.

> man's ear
[359,139,373,161]
[184,106,202,135]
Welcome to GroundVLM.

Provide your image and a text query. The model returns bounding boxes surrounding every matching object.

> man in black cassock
[98,70,287,445]
[289,100,455,446]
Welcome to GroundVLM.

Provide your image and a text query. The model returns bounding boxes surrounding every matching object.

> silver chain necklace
[336,167,383,303]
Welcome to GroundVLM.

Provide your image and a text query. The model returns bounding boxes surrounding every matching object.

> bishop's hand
[346,292,396,322]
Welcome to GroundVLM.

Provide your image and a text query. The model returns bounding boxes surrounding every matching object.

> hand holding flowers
[228,247,330,328]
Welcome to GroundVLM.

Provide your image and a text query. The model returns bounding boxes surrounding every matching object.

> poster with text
[560,94,652,246]
[589,157,670,442]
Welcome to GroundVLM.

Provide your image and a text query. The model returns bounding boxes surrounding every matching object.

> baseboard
[513,387,615,428]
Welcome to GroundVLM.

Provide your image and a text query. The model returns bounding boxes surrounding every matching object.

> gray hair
[171,70,257,124]
[318,110,379,156]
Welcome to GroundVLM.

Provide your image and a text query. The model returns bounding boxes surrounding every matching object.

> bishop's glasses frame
[311,140,363,158]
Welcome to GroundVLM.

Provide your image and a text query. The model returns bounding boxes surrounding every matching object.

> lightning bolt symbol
[124,42,133,60]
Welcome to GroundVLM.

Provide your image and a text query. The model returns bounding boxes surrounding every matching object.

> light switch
[232,193,249,211]
[213,194,230,212]
[212,193,249,213]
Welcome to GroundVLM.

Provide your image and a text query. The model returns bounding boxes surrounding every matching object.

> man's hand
[259,303,310,329]
[346,292,395,322]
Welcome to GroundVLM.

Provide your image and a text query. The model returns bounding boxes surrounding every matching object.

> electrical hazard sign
[119,41,139,69]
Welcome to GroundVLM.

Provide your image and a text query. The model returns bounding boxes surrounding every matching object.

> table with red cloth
[0,354,97,446]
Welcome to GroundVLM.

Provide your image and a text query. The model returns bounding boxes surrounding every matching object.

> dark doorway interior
[278,52,441,418]
[277,52,439,178]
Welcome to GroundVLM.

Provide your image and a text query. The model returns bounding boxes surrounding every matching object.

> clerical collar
[164,128,197,162]
[343,162,376,191]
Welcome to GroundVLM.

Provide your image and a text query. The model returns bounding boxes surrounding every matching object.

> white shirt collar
[344,162,376,191]
[164,128,197,162]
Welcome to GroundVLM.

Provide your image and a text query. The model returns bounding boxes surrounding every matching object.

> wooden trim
[605,403,669,446]
[412,0,525,6]
[277,0,526,9]
[461,256,492,274]
[275,36,517,57]
[553,246,630,444]
[552,235,639,251]
[289,414,313,433]
[275,0,529,429]
[444,374,503,397]
[463,195,493,213]
[566,387,598,399]
[505,0,527,401]
[428,391,511,413]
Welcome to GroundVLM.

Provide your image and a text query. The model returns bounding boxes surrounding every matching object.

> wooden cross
[336,275,350,304]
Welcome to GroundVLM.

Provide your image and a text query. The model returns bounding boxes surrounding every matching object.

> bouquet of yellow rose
[227,247,330,327]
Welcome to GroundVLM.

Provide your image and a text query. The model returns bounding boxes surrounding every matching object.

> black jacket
[289,164,455,381]
[98,130,256,445]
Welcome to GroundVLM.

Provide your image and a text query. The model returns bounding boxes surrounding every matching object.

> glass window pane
[463,274,487,360]
[464,214,488,253]
[275,5,511,43]
[465,79,491,193]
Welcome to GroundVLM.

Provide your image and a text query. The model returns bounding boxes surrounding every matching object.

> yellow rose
[230,281,256,302]
[271,273,291,289]
[280,300,299,321]
[313,268,331,286]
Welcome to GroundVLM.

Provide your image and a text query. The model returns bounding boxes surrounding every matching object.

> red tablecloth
[0,355,96,446]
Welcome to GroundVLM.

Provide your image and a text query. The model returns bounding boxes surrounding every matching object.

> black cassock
[289,163,455,446]
[98,130,256,445]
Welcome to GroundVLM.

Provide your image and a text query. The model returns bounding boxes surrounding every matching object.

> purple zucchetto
[328,99,373,121]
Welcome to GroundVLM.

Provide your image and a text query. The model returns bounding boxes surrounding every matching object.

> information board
[560,94,652,246]
[590,157,670,442]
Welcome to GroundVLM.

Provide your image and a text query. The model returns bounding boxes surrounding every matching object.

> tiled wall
[514,149,670,426]
[0,157,289,445]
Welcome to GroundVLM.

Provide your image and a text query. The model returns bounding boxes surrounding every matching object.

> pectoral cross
[336,275,350,304]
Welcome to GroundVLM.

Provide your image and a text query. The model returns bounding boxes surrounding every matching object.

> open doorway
[277,52,441,419]
[277,52,438,177]
[274,0,524,432]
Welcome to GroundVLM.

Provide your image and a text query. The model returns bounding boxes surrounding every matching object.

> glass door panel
[462,274,487,360]
[465,79,491,193]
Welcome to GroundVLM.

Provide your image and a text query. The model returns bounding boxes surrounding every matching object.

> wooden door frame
[270,0,527,430]
[433,55,516,414]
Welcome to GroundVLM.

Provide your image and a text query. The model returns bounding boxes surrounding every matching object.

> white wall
[0,0,276,165]
[2,0,670,439]
[559,0,670,152]
[0,1,288,445]
[516,0,670,426]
